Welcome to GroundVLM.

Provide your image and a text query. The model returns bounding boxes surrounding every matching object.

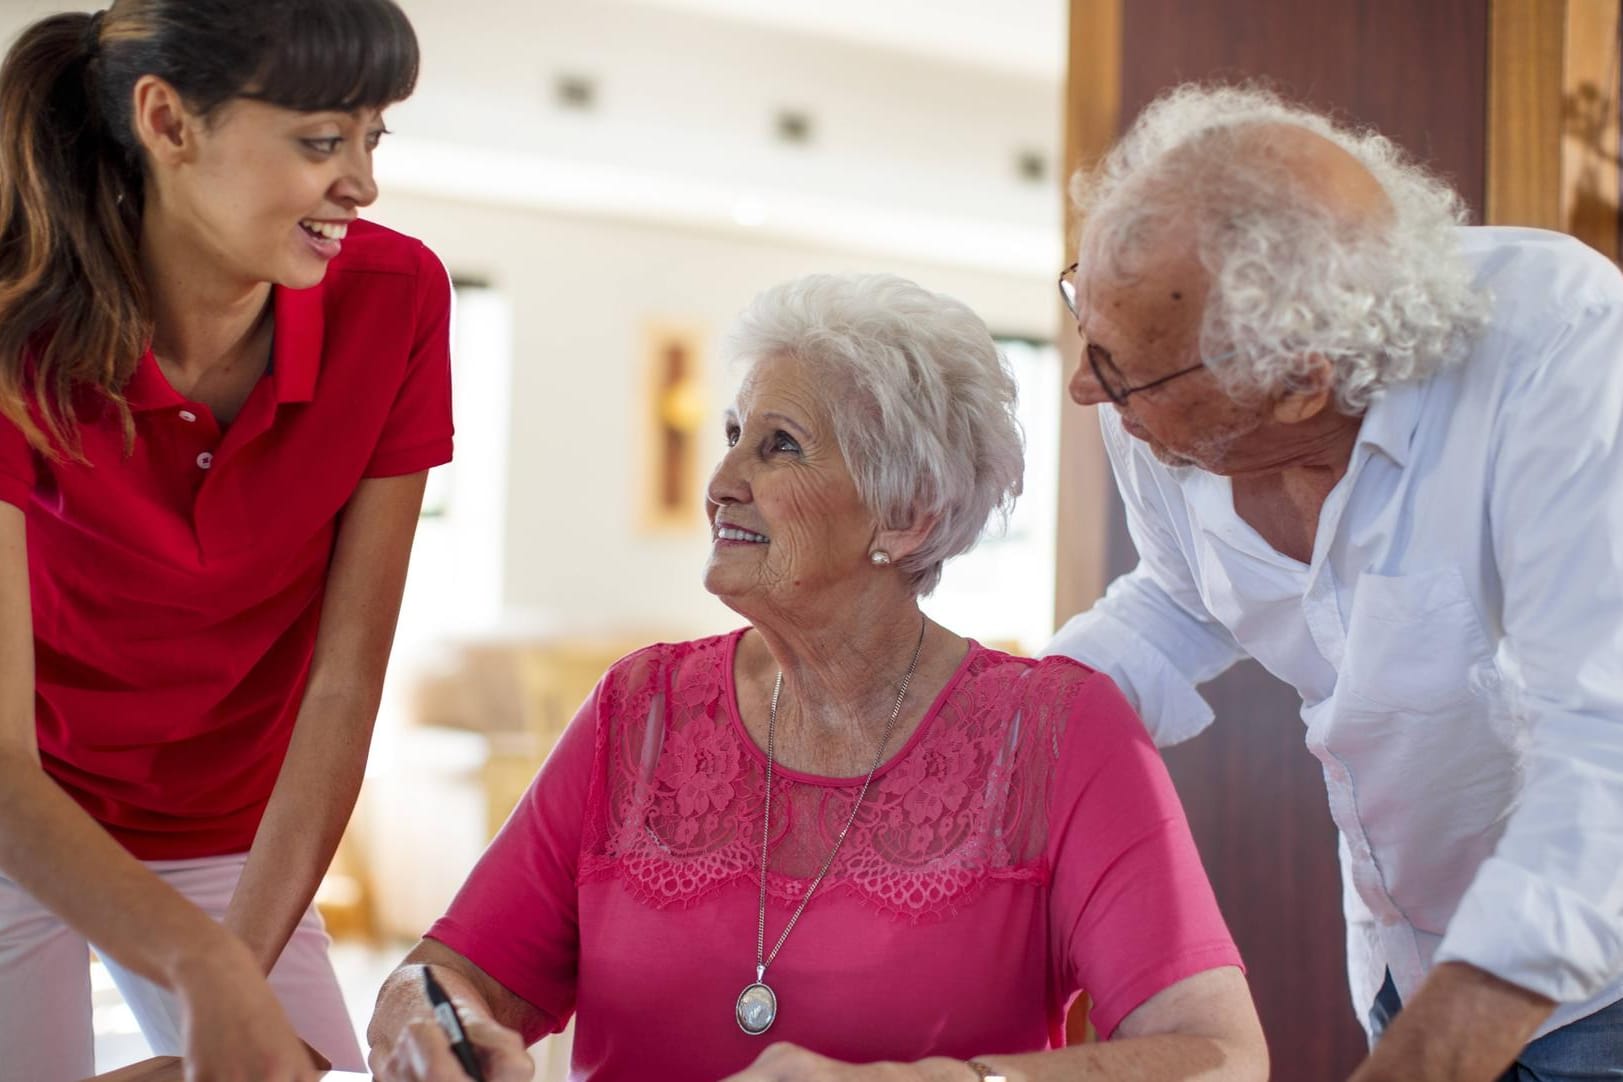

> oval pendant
[736,981,777,1035]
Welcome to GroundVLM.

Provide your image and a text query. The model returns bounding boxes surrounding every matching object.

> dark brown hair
[0,0,419,459]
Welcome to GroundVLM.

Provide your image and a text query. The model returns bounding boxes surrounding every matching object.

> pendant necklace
[735,615,928,1036]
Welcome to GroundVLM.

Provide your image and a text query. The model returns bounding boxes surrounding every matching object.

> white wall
[368,190,1056,641]
[386,0,1062,274]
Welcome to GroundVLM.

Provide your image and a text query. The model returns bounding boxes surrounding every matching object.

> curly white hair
[725,273,1023,597]
[1071,83,1491,412]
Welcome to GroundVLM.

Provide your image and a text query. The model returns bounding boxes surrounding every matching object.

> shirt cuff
[424,923,568,1046]
[1435,854,1623,1003]
[0,470,31,511]
[364,437,454,479]
[1089,945,1245,1040]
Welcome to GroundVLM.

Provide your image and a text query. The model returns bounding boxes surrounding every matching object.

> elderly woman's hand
[369,1008,533,1082]
[718,1043,971,1082]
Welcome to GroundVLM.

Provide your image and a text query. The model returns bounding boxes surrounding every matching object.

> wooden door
[1061,1,1494,1072]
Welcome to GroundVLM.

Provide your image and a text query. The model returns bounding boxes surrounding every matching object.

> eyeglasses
[1058,262,1233,406]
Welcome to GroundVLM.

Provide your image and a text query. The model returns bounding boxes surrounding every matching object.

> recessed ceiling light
[554,74,597,111]
[1015,149,1048,184]
[774,109,814,145]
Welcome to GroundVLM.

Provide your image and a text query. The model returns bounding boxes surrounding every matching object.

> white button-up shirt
[1046,226,1623,1040]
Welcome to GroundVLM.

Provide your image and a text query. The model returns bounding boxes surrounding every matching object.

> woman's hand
[719,1043,964,1082]
[171,938,322,1082]
[369,1008,534,1082]
[369,947,549,1082]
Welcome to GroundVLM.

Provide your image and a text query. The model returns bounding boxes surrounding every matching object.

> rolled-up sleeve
[1044,408,1243,746]
[1437,296,1623,1001]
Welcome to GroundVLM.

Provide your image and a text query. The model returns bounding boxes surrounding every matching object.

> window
[922,337,1061,655]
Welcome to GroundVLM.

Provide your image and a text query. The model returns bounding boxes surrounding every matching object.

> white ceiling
[628,0,1067,78]
[384,0,1068,274]
[0,0,1069,275]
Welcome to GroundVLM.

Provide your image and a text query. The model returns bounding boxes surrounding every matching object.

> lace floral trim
[579,634,1084,923]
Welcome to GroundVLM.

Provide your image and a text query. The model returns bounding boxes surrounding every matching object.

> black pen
[423,966,489,1082]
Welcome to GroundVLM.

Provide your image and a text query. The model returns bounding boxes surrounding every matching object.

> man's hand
[1349,962,1554,1082]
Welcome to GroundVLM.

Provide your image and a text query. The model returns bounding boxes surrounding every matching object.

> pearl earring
[870,550,892,566]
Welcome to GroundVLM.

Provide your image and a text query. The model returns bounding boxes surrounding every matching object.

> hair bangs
[243,0,418,114]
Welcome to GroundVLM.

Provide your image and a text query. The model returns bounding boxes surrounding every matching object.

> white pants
[0,853,365,1082]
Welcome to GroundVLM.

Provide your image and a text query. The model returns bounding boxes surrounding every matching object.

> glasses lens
[1057,265,1080,319]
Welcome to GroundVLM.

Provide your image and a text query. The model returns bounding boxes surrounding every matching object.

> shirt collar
[119,282,324,412]
[1353,378,1425,468]
[1179,376,1426,542]
[270,281,323,404]
[121,349,180,412]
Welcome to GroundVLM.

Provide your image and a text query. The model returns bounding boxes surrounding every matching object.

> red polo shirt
[0,220,453,859]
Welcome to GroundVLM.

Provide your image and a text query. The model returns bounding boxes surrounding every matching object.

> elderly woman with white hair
[367,273,1267,1082]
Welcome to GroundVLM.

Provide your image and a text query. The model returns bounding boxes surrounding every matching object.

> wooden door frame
[1487,0,1619,256]
[1053,0,1123,628]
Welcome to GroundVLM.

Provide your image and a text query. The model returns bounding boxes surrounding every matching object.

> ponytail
[0,9,147,460]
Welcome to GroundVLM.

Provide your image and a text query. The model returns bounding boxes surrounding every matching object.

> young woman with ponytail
[0,3,452,1078]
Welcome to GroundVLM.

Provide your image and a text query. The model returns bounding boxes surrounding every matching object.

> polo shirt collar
[121,348,181,412]
[271,281,323,404]
[118,282,325,412]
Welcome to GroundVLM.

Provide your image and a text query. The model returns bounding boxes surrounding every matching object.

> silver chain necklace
[735,616,928,1036]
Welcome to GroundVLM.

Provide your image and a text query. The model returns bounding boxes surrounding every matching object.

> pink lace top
[428,631,1240,1081]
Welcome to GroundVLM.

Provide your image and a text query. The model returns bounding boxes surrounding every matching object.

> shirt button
[178,409,197,423]
[196,451,214,470]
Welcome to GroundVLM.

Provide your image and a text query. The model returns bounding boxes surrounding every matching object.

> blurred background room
[6,0,1069,1073]
[4,0,1617,1077]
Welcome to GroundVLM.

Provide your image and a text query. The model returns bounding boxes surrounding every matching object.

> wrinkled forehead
[732,350,792,400]
[729,351,825,419]
[1074,226,1210,343]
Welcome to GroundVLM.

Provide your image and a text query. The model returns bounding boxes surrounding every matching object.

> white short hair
[725,273,1023,596]
[1072,83,1491,412]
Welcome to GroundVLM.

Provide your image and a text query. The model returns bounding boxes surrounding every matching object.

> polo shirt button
[178,410,197,423]
[196,451,214,470]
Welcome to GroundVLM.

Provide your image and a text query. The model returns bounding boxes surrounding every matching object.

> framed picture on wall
[638,322,709,532]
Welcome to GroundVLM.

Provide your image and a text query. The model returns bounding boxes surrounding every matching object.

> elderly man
[1046,84,1623,1081]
